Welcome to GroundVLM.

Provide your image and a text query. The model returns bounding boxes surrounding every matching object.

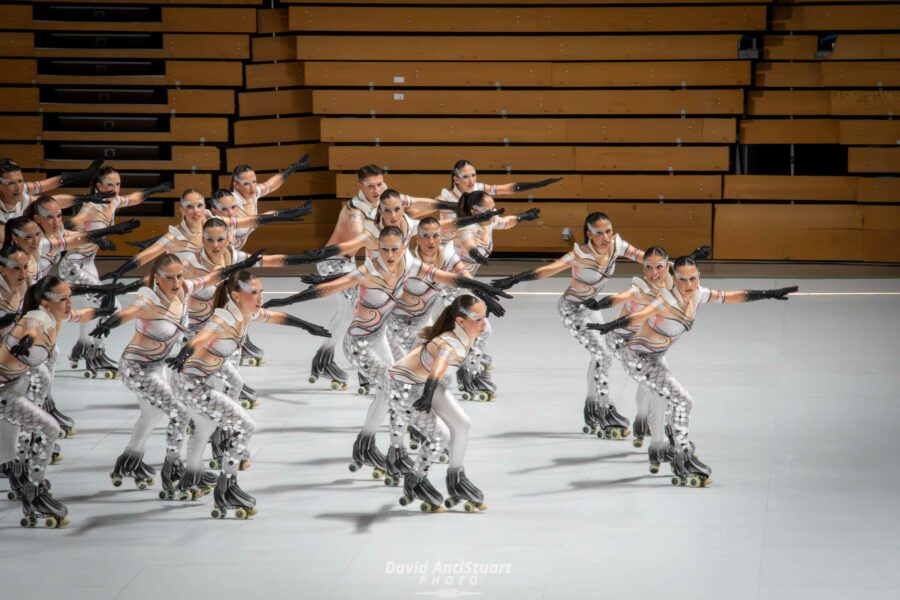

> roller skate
[648,425,678,474]
[43,394,76,438]
[582,398,603,435]
[176,469,211,500]
[595,403,631,440]
[444,466,487,512]
[399,472,444,513]
[208,428,225,470]
[67,339,91,370]
[239,383,259,410]
[5,461,28,501]
[632,413,649,448]
[20,480,68,528]
[109,448,156,490]
[309,346,349,390]
[0,460,11,479]
[408,426,424,451]
[384,446,415,487]
[349,431,387,480]
[356,372,372,396]
[670,446,712,488]
[50,442,63,465]
[93,343,120,378]
[83,343,117,380]
[457,367,494,402]
[158,455,187,500]
[240,336,265,367]
[210,472,257,519]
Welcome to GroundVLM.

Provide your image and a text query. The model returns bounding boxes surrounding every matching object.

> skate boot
[240,336,265,366]
[0,460,11,479]
[357,372,372,395]
[407,426,424,451]
[399,472,444,513]
[68,339,91,370]
[158,455,187,500]
[649,425,680,474]
[582,398,603,435]
[671,446,712,488]
[349,431,387,479]
[20,480,69,528]
[5,461,29,500]
[210,472,257,519]
[176,469,208,500]
[199,470,218,494]
[479,352,493,373]
[444,466,487,512]
[309,346,349,390]
[50,442,63,465]
[208,428,225,470]
[92,343,119,379]
[239,383,259,410]
[471,371,497,401]
[457,367,493,402]
[110,448,156,489]
[632,413,649,448]
[384,446,415,487]
[43,394,76,438]
[595,403,631,440]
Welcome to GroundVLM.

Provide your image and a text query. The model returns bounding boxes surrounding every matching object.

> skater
[387,295,491,513]
[587,256,797,486]
[167,270,329,517]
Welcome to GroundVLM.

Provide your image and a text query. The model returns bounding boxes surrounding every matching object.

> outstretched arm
[586,301,661,335]
[259,310,331,338]
[261,272,359,309]
[489,254,572,291]
[88,301,144,337]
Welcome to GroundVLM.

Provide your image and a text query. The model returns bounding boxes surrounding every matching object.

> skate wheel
[7,491,18,500]
[444,498,454,509]
[51,453,64,464]
[476,392,489,402]
[83,371,94,379]
[309,376,318,384]
[69,362,79,369]
[399,496,411,507]
[633,437,644,448]
[103,370,115,380]
[671,476,682,487]
[464,501,477,513]
[241,400,252,409]
[596,430,605,439]
[208,459,220,470]
[409,442,419,451]
[329,381,341,390]
[348,462,359,473]
[45,516,59,529]
[136,480,148,490]
[383,476,395,487]
[649,463,660,474]
[372,468,384,480]
[20,517,32,528]
[421,503,432,513]
[460,392,472,401]
[67,428,77,437]
[247,507,258,516]
[211,508,223,519]
[458,385,465,392]
[610,429,621,440]
[159,490,169,500]
[438,453,449,464]
[582,426,591,434]
[239,459,252,471]
[257,358,266,366]
[110,476,122,487]
[688,476,702,488]
[235,508,248,520]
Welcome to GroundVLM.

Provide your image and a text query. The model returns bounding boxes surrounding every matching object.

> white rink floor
[1,275,899,600]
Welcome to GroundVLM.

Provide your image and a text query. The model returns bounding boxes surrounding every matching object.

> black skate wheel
[69,362,79,369]
[309,376,318,384]
[159,491,168,500]
[8,491,18,500]
[211,508,222,519]
[399,496,411,507]
[20,517,30,528]
[582,426,591,434]
[596,430,605,439]
[83,371,94,379]
[348,462,359,472]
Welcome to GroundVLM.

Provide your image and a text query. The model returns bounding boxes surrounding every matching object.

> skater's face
[453,164,478,193]
[587,218,613,250]
[34,200,64,235]
[155,262,185,298]
[42,282,73,320]
[95,172,121,196]
[416,222,441,255]
[231,278,262,315]
[232,170,257,201]
[643,255,668,283]
[359,175,386,205]
[179,192,206,226]
[0,250,29,285]
[212,194,238,218]
[0,169,24,206]
[378,234,405,269]
[13,221,42,253]
[674,265,700,297]
[457,301,487,338]
[378,196,404,227]
[202,225,229,259]
[472,196,495,221]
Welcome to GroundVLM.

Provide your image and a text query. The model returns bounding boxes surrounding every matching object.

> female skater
[166,271,329,518]
[587,256,797,486]
[386,295,490,513]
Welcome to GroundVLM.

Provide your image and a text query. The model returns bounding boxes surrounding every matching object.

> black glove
[279,154,310,180]
[58,158,104,187]
[93,300,117,319]
[0,312,20,330]
[412,379,438,413]
[90,313,122,338]
[744,286,798,302]
[113,279,143,295]
[222,250,264,278]
[585,316,629,335]
[469,247,489,266]
[300,272,344,285]
[279,314,331,338]
[85,219,141,241]
[512,177,563,193]
[126,235,162,250]
[434,200,458,211]
[73,190,116,205]
[454,277,513,300]
[165,345,194,372]
[101,257,139,282]
[261,286,321,309]
[490,270,537,291]
[94,238,116,251]
[455,208,506,229]
[70,282,119,297]
[689,245,713,261]
[283,253,324,266]
[140,181,173,198]
[9,335,33,358]
[516,208,541,222]
[471,288,506,318]
[582,296,614,311]
[257,202,312,225]
[301,245,341,262]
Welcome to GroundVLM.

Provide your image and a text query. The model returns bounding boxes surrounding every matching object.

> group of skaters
[0,154,797,527]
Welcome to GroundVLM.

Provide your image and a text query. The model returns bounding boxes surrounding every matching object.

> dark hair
[212,270,257,310]
[0,243,27,267]
[375,189,402,226]
[417,216,439,233]
[22,275,64,313]
[457,190,490,218]
[643,246,668,261]
[180,188,202,202]
[672,256,698,271]
[232,164,254,179]
[357,164,383,182]
[3,216,37,252]
[379,225,403,240]
[0,160,21,177]
[419,294,481,341]
[203,217,227,231]
[450,159,474,189]
[210,189,232,210]
[148,253,183,284]
[25,195,60,224]
[583,211,611,244]
[90,166,119,194]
